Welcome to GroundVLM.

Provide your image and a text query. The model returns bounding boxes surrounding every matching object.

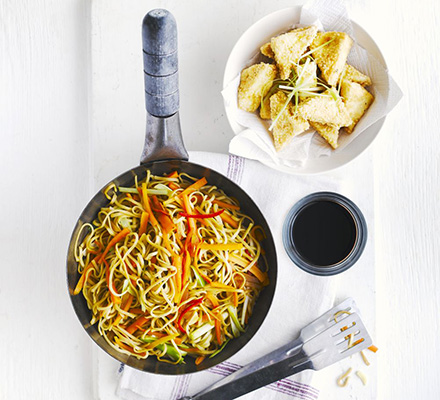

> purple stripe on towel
[171,375,186,400]
[180,374,191,398]
[227,155,245,185]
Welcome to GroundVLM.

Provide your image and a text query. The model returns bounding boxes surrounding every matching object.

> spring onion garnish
[118,184,172,196]
[263,37,339,131]
[209,339,230,358]
[228,306,244,336]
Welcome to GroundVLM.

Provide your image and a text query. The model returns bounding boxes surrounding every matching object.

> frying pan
[66,9,277,375]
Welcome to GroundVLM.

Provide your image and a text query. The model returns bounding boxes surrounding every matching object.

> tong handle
[181,338,312,400]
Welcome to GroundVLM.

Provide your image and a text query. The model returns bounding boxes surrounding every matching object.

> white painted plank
[0,0,93,399]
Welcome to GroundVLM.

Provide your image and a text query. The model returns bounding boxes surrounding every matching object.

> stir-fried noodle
[74,171,268,364]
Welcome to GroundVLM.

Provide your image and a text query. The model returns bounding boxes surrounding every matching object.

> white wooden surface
[1,1,439,400]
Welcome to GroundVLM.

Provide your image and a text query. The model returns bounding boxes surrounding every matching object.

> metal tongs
[181,298,371,400]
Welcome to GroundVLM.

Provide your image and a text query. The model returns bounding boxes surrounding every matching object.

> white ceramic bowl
[223,7,387,175]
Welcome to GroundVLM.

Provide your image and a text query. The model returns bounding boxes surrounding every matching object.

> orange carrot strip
[73,254,101,295]
[169,182,180,190]
[220,212,239,228]
[158,214,174,235]
[182,193,196,233]
[113,294,134,326]
[99,228,131,263]
[167,171,179,179]
[180,177,207,198]
[128,308,144,314]
[180,347,205,355]
[351,338,365,347]
[195,356,206,365]
[126,315,150,335]
[173,255,182,302]
[140,183,158,226]
[199,243,243,251]
[233,291,238,307]
[139,211,149,236]
[368,345,378,353]
[182,251,191,289]
[115,338,147,357]
[215,319,223,346]
[248,264,267,283]
[213,199,240,211]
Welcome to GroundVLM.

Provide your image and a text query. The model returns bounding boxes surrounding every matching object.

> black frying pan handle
[143,9,178,117]
[140,9,188,164]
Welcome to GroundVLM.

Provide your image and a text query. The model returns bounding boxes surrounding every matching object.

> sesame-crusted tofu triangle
[310,32,353,87]
[340,80,374,133]
[260,42,274,59]
[342,64,372,87]
[260,94,271,120]
[298,90,352,127]
[270,91,309,151]
[271,26,318,80]
[237,63,278,112]
[309,122,340,149]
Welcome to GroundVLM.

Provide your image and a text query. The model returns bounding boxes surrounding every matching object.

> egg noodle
[73,170,269,364]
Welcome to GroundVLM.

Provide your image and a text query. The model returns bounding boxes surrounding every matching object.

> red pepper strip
[179,209,225,219]
[177,298,204,333]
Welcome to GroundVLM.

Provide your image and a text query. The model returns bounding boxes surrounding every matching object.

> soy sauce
[292,200,357,267]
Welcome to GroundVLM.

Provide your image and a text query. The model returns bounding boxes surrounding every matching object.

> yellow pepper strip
[199,243,243,251]
[145,334,178,350]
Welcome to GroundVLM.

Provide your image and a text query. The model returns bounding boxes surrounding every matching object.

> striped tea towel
[97,151,340,400]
